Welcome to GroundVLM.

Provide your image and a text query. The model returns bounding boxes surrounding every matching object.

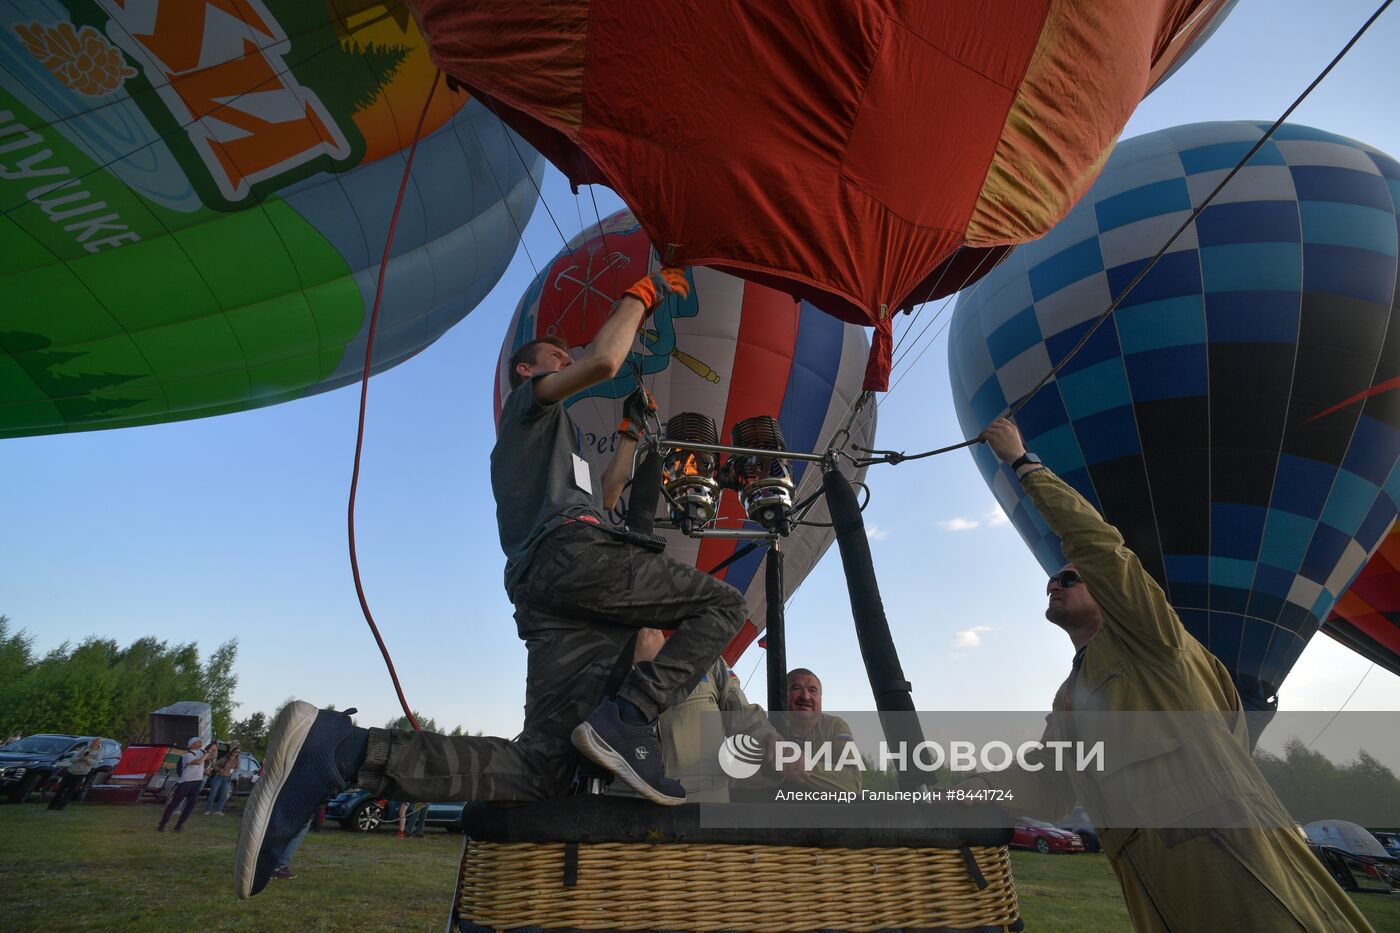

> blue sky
[4,0,1399,739]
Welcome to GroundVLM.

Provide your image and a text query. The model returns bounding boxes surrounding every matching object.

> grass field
[2,800,1397,931]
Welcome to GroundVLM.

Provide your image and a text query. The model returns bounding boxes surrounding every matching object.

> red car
[1011,819,1085,854]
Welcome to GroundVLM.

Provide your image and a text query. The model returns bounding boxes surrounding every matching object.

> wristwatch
[1010,452,1042,473]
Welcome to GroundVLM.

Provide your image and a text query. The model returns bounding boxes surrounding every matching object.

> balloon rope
[1306,663,1374,749]
[888,246,963,361]
[347,71,442,733]
[857,0,1395,468]
[480,87,620,433]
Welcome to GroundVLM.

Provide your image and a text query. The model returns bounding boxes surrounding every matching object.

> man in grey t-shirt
[481,266,747,804]
[236,266,750,897]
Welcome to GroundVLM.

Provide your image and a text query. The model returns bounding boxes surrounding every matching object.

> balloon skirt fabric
[410,0,1235,388]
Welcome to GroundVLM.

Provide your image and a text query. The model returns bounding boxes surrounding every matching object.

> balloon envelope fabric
[495,210,876,663]
[1325,521,1400,678]
[948,122,1400,711]
[0,1,541,438]
[411,0,1235,390]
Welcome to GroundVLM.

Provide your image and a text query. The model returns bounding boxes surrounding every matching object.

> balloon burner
[662,413,722,535]
[724,416,795,534]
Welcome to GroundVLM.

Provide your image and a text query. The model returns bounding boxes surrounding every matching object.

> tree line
[1254,737,1400,829]
[0,615,237,743]
[0,617,475,758]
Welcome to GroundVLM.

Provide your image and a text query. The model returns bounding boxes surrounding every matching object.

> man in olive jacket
[774,668,861,795]
[960,417,1370,932]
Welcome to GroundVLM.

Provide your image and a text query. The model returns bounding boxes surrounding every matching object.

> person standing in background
[158,737,217,832]
[48,737,101,811]
[203,743,238,815]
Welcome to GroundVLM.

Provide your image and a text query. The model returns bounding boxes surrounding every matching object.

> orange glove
[622,267,690,319]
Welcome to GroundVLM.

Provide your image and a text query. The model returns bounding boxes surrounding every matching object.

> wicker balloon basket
[449,798,1023,933]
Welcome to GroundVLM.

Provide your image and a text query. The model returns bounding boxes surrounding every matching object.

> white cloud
[984,508,1009,527]
[952,625,993,648]
[865,523,890,541]
[937,517,980,531]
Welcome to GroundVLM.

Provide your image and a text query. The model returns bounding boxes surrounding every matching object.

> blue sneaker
[235,701,363,898]
[571,699,685,806]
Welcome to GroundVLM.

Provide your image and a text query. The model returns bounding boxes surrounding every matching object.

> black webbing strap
[959,845,989,890]
[562,841,580,887]
[705,540,760,576]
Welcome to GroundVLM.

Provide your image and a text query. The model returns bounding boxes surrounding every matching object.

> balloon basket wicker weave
[449,798,1023,933]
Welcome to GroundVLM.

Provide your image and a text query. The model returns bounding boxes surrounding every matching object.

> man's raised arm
[534,269,689,404]
[982,417,1184,660]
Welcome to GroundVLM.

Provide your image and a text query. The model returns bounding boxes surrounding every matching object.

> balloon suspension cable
[460,102,541,276]
[853,0,1394,470]
[836,242,1011,468]
[888,247,962,361]
[474,95,621,440]
[476,93,571,250]
[1305,662,1374,749]
[885,245,1012,391]
[347,71,441,734]
[825,389,874,459]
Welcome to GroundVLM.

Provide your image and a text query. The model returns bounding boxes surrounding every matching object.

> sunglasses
[1046,570,1082,594]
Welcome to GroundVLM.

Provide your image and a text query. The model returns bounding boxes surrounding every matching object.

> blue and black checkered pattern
[949,122,1400,710]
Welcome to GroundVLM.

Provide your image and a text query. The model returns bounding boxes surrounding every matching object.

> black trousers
[47,772,86,810]
[158,780,201,829]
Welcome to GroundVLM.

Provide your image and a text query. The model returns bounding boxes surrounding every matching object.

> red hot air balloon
[408,0,1234,389]
[1327,524,1400,677]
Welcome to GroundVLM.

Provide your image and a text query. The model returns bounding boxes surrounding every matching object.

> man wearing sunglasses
[956,417,1370,932]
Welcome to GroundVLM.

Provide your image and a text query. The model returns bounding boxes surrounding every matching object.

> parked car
[1303,819,1400,893]
[1010,818,1085,854]
[422,800,471,831]
[229,749,262,795]
[0,734,122,802]
[325,787,469,833]
[1373,831,1400,859]
[1056,805,1102,853]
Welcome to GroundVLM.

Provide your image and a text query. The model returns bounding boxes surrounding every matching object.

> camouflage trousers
[359,521,746,801]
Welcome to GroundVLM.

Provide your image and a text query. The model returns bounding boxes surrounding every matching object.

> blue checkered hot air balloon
[948,122,1400,711]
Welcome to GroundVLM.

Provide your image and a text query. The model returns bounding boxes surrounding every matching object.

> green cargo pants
[359,522,746,801]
